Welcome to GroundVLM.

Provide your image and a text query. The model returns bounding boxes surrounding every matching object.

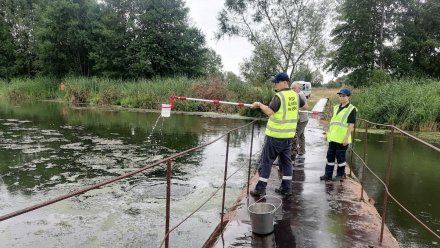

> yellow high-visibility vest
[327,104,357,143]
[265,90,299,139]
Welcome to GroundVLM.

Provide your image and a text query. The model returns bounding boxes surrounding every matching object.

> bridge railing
[348,118,440,243]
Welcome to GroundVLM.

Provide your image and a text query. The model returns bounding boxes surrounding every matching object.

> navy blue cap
[271,72,290,83]
[337,88,351,96]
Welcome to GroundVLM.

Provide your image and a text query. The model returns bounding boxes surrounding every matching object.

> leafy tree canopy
[218,0,330,80]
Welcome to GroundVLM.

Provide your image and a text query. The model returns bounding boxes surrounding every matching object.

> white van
[293,81,312,98]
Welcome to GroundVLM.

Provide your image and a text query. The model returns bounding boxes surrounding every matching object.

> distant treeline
[0,0,222,80]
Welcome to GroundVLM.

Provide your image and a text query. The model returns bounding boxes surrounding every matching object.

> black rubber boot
[336,166,345,177]
[334,166,346,181]
[320,164,334,181]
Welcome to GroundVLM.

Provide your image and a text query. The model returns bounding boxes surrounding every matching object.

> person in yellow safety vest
[320,88,357,181]
[249,72,305,197]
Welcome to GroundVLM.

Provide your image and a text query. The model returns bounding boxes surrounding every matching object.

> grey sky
[185,0,253,76]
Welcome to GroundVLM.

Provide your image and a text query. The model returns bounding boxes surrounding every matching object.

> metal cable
[358,118,440,152]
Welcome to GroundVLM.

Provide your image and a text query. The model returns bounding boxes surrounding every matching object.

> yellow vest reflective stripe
[327,104,357,143]
[265,90,299,138]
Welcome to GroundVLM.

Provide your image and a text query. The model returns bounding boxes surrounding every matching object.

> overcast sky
[184,0,253,76]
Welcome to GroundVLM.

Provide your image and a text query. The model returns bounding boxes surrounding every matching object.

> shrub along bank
[350,79,440,131]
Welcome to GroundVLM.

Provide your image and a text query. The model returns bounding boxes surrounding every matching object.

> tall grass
[0,77,60,100]
[351,79,440,131]
[0,76,273,116]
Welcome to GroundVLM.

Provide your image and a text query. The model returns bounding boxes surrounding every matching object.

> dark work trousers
[324,141,349,177]
[255,136,293,193]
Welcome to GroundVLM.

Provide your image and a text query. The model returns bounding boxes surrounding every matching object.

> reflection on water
[352,132,440,247]
[0,101,265,247]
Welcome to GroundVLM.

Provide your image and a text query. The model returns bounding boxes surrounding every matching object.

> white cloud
[185,0,253,76]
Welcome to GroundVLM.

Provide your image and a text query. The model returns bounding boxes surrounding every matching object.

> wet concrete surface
[211,119,399,248]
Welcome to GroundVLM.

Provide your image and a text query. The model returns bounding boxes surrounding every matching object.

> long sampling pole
[169,96,323,115]
[170,96,252,108]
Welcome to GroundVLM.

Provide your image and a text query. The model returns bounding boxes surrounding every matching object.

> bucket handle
[250,194,282,214]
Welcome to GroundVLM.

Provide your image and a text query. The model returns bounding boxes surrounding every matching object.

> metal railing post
[247,123,255,206]
[165,160,172,248]
[380,127,395,243]
[360,122,368,201]
[349,122,357,177]
[220,133,230,233]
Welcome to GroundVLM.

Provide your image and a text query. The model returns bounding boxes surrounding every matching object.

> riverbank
[1,76,439,132]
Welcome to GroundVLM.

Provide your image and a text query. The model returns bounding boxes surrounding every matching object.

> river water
[0,101,265,247]
[351,132,440,247]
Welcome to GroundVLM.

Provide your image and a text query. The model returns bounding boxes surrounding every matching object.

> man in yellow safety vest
[249,72,304,197]
[320,88,357,181]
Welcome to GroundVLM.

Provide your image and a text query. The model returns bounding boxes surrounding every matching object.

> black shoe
[320,175,332,181]
[275,188,292,196]
[296,154,305,159]
[333,175,345,181]
[250,189,266,197]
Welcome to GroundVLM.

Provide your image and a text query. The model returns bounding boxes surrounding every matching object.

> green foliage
[219,0,329,77]
[0,13,15,79]
[346,69,391,87]
[351,79,440,131]
[0,77,59,100]
[203,48,223,77]
[240,42,278,85]
[328,0,440,86]
[392,0,440,78]
[2,0,212,79]
[292,64,313,82]
[35,0,98,77]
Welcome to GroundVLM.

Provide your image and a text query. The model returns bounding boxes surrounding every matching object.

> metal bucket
[248,195,282,235]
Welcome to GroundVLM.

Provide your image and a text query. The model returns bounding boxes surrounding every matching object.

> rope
[357,118,440,152]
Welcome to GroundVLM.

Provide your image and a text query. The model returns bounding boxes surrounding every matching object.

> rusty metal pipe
[247,123,255,206]
[220,133,230,233]
[165,160,172,248]
[360,122,368,201]
[380,127,395,243]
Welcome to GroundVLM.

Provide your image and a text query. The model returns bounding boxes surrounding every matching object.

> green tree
[240,41,278,84]
[203,48,223,77]
[35,0,98,77]
[393,0,440,78]
[90,0,134,78]
[1,0,42,77]
[292,64,313,82]
[218,0,329,79]
[327,0,398,86]
[126,0,207,78]
[292,64,323,86]
[0,10,15,79]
